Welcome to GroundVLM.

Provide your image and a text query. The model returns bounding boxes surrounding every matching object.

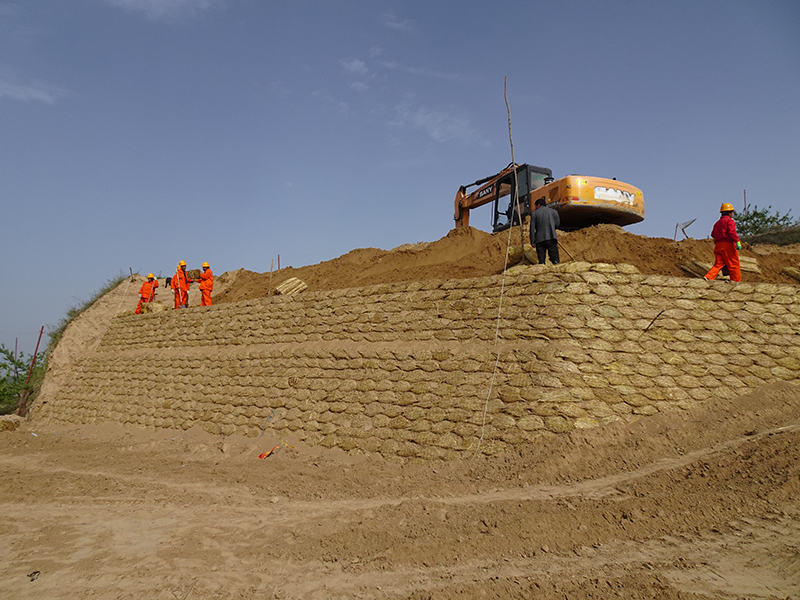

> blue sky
[1,0,798,353]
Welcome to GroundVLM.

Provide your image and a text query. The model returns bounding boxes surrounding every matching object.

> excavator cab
[491,164,553,232]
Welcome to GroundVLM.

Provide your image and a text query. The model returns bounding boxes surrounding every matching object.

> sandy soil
[2,383,798,599]
[82,225,800,317]
[213,225,800,303]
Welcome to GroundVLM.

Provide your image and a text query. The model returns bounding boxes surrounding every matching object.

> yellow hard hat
[202,261,210,268]
[720,203,734,212]
[178,260,186,267]
[147,273,154,279]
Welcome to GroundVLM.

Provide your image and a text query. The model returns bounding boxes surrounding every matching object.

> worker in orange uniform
[704,203,742,282]
[194,261,214,306]
[135,273,159,314]
[171,260,191,308]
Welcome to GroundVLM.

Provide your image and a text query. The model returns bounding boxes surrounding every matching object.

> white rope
[473,220,515,457]
[114,276,134,316]
[473,76,521,458]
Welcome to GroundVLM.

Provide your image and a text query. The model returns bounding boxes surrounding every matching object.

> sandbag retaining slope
[37,263,800,458]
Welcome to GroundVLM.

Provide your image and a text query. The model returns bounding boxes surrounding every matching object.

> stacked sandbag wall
[36,263,800,458]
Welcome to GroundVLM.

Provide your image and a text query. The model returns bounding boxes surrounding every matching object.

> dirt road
[2,383,798,599]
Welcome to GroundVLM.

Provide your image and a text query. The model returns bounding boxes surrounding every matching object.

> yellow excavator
[453,163,644,232]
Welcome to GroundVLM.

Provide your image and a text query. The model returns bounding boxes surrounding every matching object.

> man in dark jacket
[530,198,560,265]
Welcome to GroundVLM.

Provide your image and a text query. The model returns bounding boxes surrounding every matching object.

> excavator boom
[454,163,520,229]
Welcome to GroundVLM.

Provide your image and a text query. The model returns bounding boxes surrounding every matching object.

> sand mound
[214,224,800,303]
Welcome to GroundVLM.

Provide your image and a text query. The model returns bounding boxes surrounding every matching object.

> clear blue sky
[2,0,798,354]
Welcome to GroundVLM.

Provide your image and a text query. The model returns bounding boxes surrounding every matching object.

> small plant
[6,274,128,415]
[0,345,46,415]
[734,204,799,237]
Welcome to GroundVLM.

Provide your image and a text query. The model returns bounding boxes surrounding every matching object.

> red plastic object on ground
[258,445,279,459]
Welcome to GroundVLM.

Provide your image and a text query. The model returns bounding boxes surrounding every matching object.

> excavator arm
[454,163,516,229]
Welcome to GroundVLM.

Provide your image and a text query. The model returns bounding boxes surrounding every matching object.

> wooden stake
[17,325,44,417]
[268,259,274,296]
[504,76,526,261]
[558,240,576,262]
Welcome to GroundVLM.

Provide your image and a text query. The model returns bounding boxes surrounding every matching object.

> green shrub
[0,345,46,415]
[734,204,799,238]
[5,274,128,415]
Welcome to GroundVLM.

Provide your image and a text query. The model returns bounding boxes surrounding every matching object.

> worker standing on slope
[135,273,158,314]
[704,203,742,282]
[529,198,560,265]
[194,261,214,306]
[171,260,191,308]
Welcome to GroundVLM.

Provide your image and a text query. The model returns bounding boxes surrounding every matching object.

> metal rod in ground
[643,310,665,333]
[259,408,276,437]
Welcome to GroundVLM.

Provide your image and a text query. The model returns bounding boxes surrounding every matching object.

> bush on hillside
[3,274,128,415]
[0,345,46,415]
[734,204,799,238]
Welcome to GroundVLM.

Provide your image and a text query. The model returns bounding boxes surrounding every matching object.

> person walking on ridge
[171,260,191,308]
[194,261,214,306]
[704,203,742,282]
[135,273,158,314]
[530,197,560,265]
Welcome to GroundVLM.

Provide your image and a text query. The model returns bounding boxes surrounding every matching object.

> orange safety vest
[139,279,158,301]
[198,268,214,291]
[171,268,190,292]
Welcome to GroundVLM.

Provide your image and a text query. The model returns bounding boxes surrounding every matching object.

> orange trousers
[173,289,188,309]
[135,297,150,314]
[704,240,741,282]
[200,289,212,306]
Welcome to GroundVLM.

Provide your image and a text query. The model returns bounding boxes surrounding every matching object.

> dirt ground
[4,225,800,599]
[1,383,798,599]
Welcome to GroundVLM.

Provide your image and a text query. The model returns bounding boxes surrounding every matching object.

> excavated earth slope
[2,225,799,600]
[214,225,800,302]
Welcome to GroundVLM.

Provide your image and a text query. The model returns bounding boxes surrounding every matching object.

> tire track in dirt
[2,499,795,600]
[288,514,800,599]
[1,424,797,599]
[1,420,796,521]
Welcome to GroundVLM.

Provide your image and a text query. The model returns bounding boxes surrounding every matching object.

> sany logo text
[594,187,635,205]
[477,185,494,199]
